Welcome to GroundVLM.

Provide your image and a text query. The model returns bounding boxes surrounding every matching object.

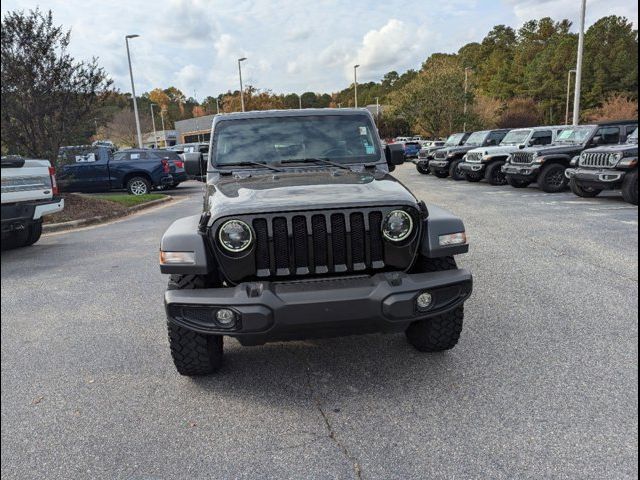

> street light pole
[463,67,472,132]
[150,104,158,149]
[573,0,586,126]
[375,96,380,124]
[215,98,220,114]
[238,57,247,112]
[299,93,302,110]
[565,69,577,125]
[353,64,360,108]
[159,109,167,147]
[125,34,143,149]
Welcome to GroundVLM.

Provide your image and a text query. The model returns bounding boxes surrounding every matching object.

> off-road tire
[416,162,430,175]
[449,159,465,181]
[167,274,224,376]
[126,176,151,195]
[538,163,568,193]
[433,170,449,179]
[506,176,532,188]
[464,171,483,182]
[406,255,464,352]
[1,219,42,250]
[569,179,602,198]
[622,170,638,205]
[485,161,507,186]
[24,219,43,246]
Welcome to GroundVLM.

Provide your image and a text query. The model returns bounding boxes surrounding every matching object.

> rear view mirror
[385,144,405,171]
[183,152,204,177]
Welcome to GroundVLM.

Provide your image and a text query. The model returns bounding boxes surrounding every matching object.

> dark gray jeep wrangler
[159,109,473,376]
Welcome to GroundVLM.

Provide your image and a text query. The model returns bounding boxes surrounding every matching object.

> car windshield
[555,126,595,144]
[444,133,465,146]
[627,128,638,144]
[464,131,489,146]
[501,130,531,145]
[212,114,381,167]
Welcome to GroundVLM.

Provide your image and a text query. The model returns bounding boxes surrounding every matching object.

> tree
[586,94,638,121]
[1,9,112,160]
[97,108,152,148]
[497,98,543,128]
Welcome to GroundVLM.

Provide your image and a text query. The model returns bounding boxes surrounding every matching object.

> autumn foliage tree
[587,94,638,122]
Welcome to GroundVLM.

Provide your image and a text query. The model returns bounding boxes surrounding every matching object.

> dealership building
[174,115,216,144]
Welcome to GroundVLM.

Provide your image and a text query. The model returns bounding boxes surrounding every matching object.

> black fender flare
[420,205,469,258]
[160,215,213,274]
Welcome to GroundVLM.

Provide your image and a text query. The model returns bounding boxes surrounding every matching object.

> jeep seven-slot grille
[466,152,483,163]
[580,152,610,168]
[251,211,386,277]
[434,150,447,160]
[511,152,535,164]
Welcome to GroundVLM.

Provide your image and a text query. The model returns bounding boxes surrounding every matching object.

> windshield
[555,126,595,144]
[627,128,638,144]
[464,131,489,146]
[444,133,465,146]
[212,114,381,166]
[501,130,531,145]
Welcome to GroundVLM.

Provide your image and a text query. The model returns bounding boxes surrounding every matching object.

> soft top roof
[214,108,374,122]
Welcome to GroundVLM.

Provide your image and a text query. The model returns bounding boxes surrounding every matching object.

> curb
[43,195,173,233]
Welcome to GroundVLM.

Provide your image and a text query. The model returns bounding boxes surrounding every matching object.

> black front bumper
[502,163,542,180]
[459,162,485,174]
[428,159,451,172]
[565,167,627,189]
[165,269,473,345]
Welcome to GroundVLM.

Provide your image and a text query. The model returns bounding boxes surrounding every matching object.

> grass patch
[91,193,166,207]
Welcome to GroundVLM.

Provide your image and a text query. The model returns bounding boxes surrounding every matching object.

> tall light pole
[215,98,220,114]
[375,96,380,124]
[298,93,303,110]
[125,34,143,148]
[573,0,586,126]
[159,109,167,147]
[565,69,577,125]
[150,104,158,149]
[463,67,472,132]
[353,64,360,108]
[238,57,247,112]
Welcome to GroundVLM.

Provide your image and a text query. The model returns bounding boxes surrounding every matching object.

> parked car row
[413,120,638,205]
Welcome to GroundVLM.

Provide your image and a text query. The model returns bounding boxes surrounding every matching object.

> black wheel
[569,178,602,198]
[126,176,151,195]
[1,220,42,250]
[538,164,568,193]
[464,171,483,182]
[166,274,224,376]
[24,219,43,246]
[622,170,638,205]
[433,170,449,179]
[406,256,464,352]
[416,162,430,175]
[449,159,465,181]
[506,176,532,188]
[485,162,507,186]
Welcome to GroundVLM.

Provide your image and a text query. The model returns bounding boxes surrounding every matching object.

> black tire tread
[405,306,464,352]
[569,179,602,198]
[506,176,531,188]
[538,163,568,193]
[621,170,638,205]
[485,161,507,186]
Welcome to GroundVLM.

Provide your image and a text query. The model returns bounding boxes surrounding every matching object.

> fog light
[215,309,236,326]
[416,292,433,310]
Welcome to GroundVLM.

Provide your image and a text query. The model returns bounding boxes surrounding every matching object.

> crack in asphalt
[300,360,363,480]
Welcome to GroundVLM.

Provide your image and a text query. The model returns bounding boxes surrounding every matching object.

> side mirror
[519,144,526,149]
[183,152,204,177]
[591,135,604,146]
[385,143,405,171]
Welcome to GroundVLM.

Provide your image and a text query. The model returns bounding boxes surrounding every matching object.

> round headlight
[609,153,623,166]
[382,210,414,242]
[218,219,252,252]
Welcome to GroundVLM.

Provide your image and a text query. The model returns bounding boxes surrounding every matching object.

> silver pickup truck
[1,156,64,249]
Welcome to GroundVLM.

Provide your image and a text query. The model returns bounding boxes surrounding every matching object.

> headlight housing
[218,219,253,252]
[382,210,414,242]
[609,152,624,166]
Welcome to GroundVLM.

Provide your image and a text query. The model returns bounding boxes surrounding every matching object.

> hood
[524,143,585,156]
[443,145,479,155]
[583,143,638,155]
[468,145,520,157]
[205,168,417,219]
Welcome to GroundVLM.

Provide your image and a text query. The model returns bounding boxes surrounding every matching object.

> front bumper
[1,198,64,233]
[565,167,627,189]
[502,163,542,179]
[165,269,473,345]
[429,160,450,170]
[459,162,485,174]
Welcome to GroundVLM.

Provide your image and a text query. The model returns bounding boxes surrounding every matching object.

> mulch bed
[44,193,128,224]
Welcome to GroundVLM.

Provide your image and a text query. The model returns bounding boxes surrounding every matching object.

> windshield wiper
[220,161,283,172]
[279,157,352,170]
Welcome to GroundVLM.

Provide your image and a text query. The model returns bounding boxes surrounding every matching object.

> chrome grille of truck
[251,210,387,278]
[466,152,483,163]
[579,152,610,168]
[511,152,535,164]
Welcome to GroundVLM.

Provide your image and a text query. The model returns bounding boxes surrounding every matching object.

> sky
[2,0,638,100]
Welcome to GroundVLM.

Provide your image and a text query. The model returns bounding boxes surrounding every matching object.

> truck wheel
[433,170,449,179]
[506,176,531,188]
[622,170,638,205]
[569,179,602,198]
[464,171,483,182]
[416,162,430,175]
[449,159,465,181]
[24,219,43,246]
[485,162,507,186]
[406,255,464,352]
[167,274,224,376]
[126,176,151,195]
[538,164,568,193]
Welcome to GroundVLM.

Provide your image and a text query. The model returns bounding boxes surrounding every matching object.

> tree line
[1,9,638,159]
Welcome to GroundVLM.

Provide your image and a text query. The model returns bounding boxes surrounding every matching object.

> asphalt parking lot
[1,166,638,479]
